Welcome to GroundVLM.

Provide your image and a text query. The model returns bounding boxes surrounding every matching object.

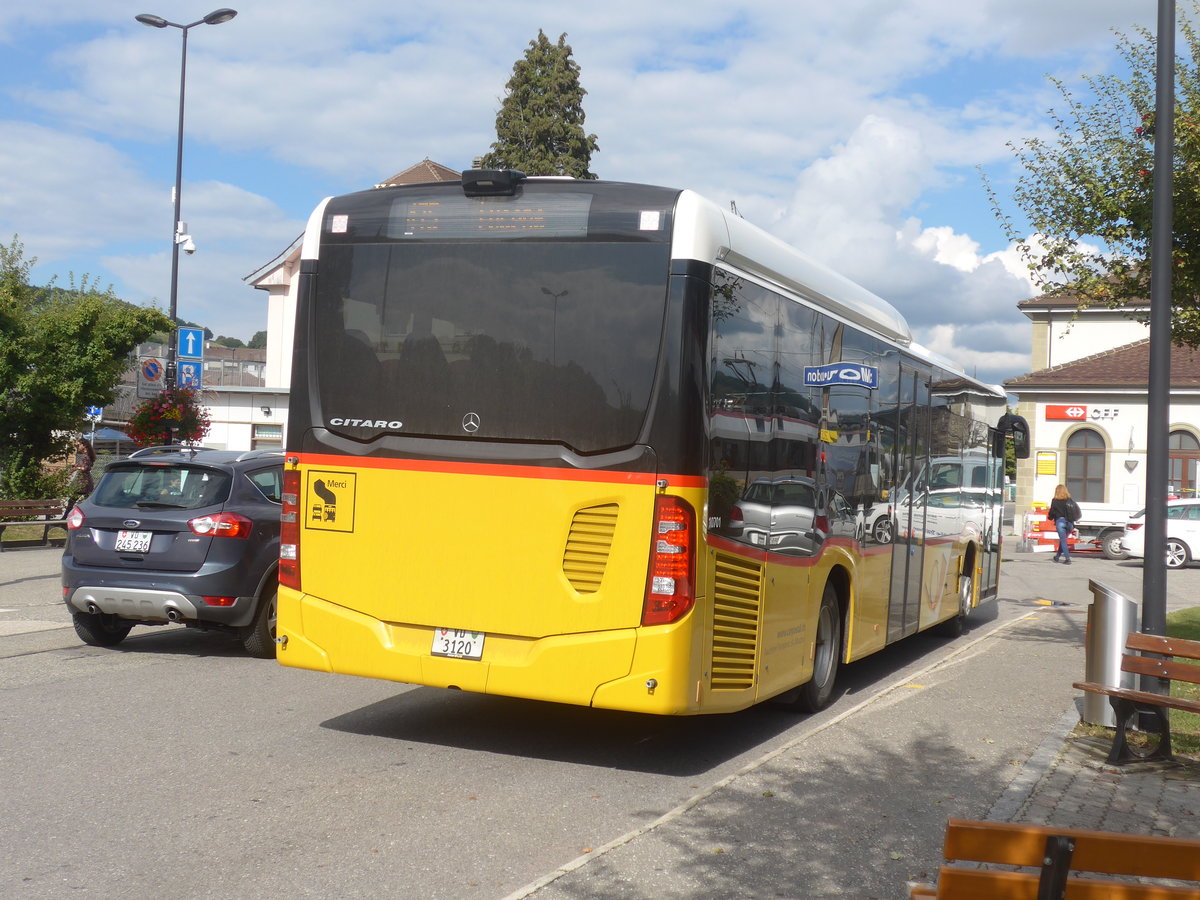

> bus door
[888,364,930,641]
[978,435,1005,597]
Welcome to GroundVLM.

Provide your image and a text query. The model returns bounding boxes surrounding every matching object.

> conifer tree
[479,30,599,178]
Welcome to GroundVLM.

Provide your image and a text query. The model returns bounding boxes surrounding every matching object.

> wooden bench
[909,818,1200,898]
[0,498,69,550]
[1074,633,1200,765]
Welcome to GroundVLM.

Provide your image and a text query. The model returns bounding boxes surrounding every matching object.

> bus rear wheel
[792,582,842,713]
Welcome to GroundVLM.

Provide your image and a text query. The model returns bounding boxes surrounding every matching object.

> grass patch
[1075,606,1200,760]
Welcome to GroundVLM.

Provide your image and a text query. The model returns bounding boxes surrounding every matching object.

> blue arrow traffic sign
[177,327,205,360]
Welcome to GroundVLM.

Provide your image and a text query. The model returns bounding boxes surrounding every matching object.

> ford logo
[123,519,141,528]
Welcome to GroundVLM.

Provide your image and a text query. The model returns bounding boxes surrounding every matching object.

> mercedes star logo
[462,412,481,433]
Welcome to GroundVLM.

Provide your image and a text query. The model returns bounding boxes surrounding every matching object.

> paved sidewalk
[515,552,1200,899]
[989,705,1200,839]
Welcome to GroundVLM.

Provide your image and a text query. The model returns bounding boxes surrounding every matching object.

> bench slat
[1123,654,1200,685]
[1126,632,1200,662]
[936,866,1200,899]
[944,819,1200,881]
[1073,681,1200,717]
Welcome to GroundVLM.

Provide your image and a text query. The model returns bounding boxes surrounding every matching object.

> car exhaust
[165,607,182,622]
[87,602,100,616]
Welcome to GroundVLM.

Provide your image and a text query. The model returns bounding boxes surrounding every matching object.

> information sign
[178,361,202,390]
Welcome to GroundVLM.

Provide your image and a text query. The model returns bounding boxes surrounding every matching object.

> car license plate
[430,627,485,660]
[115,530,152,553]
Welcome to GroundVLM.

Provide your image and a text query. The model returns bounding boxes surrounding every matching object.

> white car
[1119,499,1200,569]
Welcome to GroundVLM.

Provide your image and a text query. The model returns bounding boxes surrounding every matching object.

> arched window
[1169,430,1200,498]
[1066,428,1105,502]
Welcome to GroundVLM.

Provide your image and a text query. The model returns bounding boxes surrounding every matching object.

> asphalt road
[1,543,1192,899]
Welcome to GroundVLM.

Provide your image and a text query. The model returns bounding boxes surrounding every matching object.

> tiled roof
[1003,339,1200,389]
[376,159,460,187]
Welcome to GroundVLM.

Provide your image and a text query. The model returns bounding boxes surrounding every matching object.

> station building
[1003,294,1200,520]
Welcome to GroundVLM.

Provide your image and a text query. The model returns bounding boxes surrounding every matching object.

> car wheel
[1100,530,1128,560]
[1164,539,1191,570]
[72,611,132,647]
[873,516,894,544]
[240,587,277,658]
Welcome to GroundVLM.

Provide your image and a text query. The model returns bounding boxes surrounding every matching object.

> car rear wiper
[134,500,189,509]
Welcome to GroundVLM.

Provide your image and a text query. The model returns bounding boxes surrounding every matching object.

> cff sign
[803,363,879,389]
[1046,404,1088,421]
[1046,404,1121,421]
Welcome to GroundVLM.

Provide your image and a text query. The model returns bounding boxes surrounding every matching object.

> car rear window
[92,464,232,510]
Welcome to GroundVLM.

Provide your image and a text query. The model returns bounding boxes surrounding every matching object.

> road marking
[0,620,71,636]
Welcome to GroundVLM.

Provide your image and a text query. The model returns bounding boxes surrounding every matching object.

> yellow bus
[276,169,1029,715]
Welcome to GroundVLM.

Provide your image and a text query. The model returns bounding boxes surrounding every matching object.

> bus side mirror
[998,413,1031,459]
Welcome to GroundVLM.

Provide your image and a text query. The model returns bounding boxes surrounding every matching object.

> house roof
[375,158,460,187]
[1017,291,1149,313]
[1004,338,1200,390]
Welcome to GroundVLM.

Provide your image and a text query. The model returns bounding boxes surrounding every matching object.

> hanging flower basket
[125,386,211,448]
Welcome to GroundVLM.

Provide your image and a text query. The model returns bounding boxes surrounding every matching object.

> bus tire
[934,572,973,638]
[793,582,842,713]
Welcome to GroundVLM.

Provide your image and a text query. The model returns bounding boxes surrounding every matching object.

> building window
[252,424,283,450]
[1169,430,1200,498]
[1065,428,1105,502]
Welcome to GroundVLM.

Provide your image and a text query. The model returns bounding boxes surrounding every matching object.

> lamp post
[135,8,237,389]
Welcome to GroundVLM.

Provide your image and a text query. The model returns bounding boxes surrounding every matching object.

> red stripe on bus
[294,452,707,488]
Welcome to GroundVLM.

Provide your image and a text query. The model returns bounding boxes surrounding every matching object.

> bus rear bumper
[277,586,682,709]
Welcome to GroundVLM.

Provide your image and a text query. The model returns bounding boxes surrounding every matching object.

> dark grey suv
[61,446,283,657]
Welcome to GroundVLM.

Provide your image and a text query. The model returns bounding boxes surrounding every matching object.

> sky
[0,0,1169,386]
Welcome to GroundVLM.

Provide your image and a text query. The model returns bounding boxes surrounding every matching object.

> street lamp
[135,8,238,388]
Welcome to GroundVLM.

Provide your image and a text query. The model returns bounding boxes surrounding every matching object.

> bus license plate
[115,530,152,553]
[431,628,485,660]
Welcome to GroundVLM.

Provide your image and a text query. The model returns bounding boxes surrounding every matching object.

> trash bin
[1082,579,1139,726]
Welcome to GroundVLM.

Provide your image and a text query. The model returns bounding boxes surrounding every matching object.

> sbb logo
[1047,404,1091,421]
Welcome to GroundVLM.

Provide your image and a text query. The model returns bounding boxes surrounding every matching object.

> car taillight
[66,506,85,529]
[188,511,252,538]
[280,469,300,590]
[730,506,743,523]
[1127,522,1144,531]
[642,495,695,626]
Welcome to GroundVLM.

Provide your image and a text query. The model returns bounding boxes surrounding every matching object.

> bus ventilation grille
[562,503,619,593]
[710,551,762,692]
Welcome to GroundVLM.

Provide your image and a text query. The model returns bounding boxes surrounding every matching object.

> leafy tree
[478,30,599,178]
[988,4,1200,344]
[248,330,267,350]
[212,335,245,349]
[0,236,172,497]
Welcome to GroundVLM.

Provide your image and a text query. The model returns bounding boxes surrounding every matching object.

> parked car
[1119,498,1200,569]
[727,475,857,554]
[61,446,284,656]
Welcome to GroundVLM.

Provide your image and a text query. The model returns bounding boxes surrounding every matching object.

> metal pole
[1143,0,1173,681]
[166,24,190,392]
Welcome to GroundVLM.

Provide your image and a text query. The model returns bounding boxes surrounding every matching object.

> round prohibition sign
[141,358,164,382]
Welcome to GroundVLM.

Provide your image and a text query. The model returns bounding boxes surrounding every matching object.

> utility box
[1082,579,1139,726]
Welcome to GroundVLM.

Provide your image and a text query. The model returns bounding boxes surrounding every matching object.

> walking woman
[1047,484,1081,564]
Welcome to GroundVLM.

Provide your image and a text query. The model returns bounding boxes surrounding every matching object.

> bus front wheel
[793,582,842,713]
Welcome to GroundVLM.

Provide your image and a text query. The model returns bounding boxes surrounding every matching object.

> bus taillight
[280,469,301,591]
[642,495,696,626]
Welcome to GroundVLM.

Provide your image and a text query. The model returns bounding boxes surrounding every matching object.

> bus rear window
[311,240,671,452]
